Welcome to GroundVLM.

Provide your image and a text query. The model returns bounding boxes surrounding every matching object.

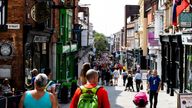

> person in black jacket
[125,74,134,92]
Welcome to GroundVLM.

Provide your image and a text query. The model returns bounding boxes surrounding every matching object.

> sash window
[0,0,7,31]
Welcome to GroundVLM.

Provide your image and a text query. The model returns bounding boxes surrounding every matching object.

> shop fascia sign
[71,44,77,52]
[182,34,192,45]
[33,35,49,42]
[63,45,70,53]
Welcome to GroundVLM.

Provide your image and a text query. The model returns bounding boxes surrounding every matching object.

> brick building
[0,0,25,89]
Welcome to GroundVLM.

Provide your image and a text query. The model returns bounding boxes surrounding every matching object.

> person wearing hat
[1,78,12,95]
[26,68,38,90]
[19,73,57,108]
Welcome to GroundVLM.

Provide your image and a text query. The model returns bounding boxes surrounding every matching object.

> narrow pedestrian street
[60,72,177,108]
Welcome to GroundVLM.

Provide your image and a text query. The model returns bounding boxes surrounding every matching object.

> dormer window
[0,0,7,31]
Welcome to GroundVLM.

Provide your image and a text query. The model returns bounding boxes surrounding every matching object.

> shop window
[60,14,65,36]
[0,0,7,31]
[186,46,192,91]
[42,43,46,54]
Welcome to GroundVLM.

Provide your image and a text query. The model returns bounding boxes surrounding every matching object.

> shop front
[182,33,192,92]
[24,30,52,82]
[160,34,183,95]
[56,43,78,81]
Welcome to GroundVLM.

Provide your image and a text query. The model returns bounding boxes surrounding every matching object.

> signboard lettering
[7,24,20,29]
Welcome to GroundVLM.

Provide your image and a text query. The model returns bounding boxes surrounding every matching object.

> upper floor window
[0,0,7,31]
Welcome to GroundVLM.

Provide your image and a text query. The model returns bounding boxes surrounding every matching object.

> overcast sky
[79,0,139,36]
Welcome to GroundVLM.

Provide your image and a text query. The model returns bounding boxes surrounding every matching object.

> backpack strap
[45,80,53,90]
[80,85,101,94]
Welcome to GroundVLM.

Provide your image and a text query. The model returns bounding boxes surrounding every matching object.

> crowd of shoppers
[15,50,162,108]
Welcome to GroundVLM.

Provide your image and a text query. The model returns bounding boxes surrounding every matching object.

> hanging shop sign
[30,2,50,23]
[179,12,192,28]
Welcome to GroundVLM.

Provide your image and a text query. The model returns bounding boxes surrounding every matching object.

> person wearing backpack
[44,68,60,108]
[70,69,110,108]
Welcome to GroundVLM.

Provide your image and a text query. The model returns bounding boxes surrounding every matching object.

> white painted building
[113,31,121,52]
[88,23,94,46]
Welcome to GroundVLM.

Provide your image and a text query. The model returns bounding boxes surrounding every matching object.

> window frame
[0,0,8,31]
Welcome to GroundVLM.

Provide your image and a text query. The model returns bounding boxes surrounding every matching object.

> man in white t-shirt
[113,69,120,86]
[135,72,142,92]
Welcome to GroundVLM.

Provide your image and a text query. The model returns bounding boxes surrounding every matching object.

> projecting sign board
[179,12,192,28]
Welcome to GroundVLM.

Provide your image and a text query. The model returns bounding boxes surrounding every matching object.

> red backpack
[133,92,148,107]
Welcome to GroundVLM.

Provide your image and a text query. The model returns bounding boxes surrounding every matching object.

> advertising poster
[179,94,192,108]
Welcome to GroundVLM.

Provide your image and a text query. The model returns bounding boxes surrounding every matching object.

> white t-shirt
[135,73,142,80]
[47,83,56,91]
[46,81,56,91]
[113,70,119,78]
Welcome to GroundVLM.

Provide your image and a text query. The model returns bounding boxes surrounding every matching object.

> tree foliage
[94,32,108,53]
